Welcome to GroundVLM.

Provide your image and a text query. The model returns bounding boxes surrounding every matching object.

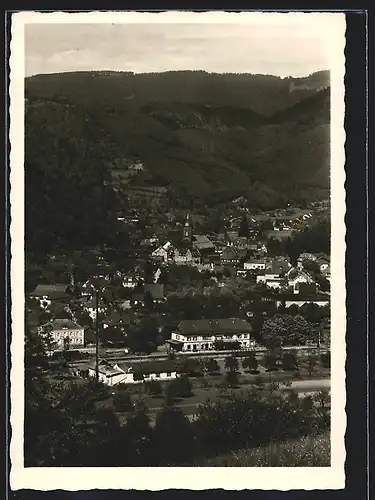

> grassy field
[195,432,330,467]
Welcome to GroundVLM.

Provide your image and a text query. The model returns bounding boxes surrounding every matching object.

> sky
[24,13,336,78]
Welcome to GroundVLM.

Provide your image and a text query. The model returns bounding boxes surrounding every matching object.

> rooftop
[31,284,71,299]
[50,319,83,330]
[193,235,215,250]
[178,318,252,336]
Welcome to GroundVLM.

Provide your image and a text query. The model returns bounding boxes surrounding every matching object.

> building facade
[168,318,253,352]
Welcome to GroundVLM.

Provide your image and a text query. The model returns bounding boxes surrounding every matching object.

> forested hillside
[25,70,330,252]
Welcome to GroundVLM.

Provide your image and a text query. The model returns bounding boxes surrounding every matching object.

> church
[151,213,215,266]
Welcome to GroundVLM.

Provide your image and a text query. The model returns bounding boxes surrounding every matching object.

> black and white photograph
[10,10,346,491]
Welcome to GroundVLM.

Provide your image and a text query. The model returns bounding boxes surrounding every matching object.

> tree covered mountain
[25,70,330,252]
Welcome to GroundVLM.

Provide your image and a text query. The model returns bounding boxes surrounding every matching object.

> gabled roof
[118,360,179,375]
[49,318,83,330]
[266,259,291,275]
[31,284,71,299]
[103,310,132,326]
[193,235,215,250]
[220,247,238,260]
[178,318,252,336]
[132,283,165,301]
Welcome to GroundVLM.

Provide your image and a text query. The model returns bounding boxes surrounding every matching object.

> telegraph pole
[95,287,100,381]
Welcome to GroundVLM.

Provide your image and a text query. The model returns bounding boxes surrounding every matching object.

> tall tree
[238,214,250,238]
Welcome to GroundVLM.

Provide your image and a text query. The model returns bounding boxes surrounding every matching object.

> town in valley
[24,19,332,468]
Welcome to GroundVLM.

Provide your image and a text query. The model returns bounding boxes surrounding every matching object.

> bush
[145,380,163,396]
[226,371,239,387]
[205,358,220,374]
[224,355,239,372]
[253,376,265,387]
[320,352,330,368]
[113,391,134,412]
[242,355,258,373]
[167,375,193,400]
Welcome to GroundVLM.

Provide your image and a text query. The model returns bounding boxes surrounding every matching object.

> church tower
[182,213,192,243]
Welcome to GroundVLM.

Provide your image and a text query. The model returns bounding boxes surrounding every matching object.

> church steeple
[182,212,192,243]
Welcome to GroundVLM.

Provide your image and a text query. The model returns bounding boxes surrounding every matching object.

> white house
[287,268,314,294]
[168,318,254,352]
[122,275,140,289]
[244,259,266,271]
[30,284,73,309]
[87,359,179,386]
[82,298,106,320]
[151,241,172,262]
[172,247,201,266]
[40,319,85,349]
[275,298,330,308]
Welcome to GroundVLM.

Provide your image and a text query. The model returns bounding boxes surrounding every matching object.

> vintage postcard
[9,10,346,491]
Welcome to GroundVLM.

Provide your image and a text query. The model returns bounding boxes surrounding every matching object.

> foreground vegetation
[25,327,330,467]
[195,432,330,467]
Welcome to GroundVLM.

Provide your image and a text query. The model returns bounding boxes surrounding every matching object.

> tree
[238,214,250,238]
[113,391,134,412]
[226,370,239,387]
[143,289,154,312]
[124,410,154,465]
[224,355,239,372]
[320,352,330,369]
[282,352,299,371]
[153,407,195,465]
[263,351,279,372]
[127,317,158,354]
[205,358,220,374]
[313,389,331,409]
[307,352,318,376]
[167,375,193,399]
[242,354,259,373]
[261,314,316,347]
[145,380,163,396]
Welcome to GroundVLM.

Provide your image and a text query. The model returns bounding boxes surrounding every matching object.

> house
[82,298,106,320]
[256,259,292,289]
[192,234,216,255]
[220,246,239,265]
[128,161,145,172]
[87,359,179,386]
[316,256,330,273]
[321,265,331,281]
[30,284,74,308]
[40,318,85,349]
[122,275,141,289]
[275,297,329,308]
[132,283,165,305]
[244,259,266,271]
[168,318,253,352]
[102,311,132,331]
[286,268,315,294]
[151,241,172,262]
[171,246,201,266]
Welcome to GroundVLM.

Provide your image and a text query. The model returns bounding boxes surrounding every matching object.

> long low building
[87,359,180,386]
[168,318,254,352]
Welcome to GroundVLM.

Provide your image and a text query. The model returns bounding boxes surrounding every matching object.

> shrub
[226,371,239,387]
[145,380,163,396]
[113,391,134,412]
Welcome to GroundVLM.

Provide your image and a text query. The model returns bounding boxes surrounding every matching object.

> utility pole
[95,287,100,381]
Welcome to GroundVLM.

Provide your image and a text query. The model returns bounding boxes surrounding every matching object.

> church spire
[182,212,192,243]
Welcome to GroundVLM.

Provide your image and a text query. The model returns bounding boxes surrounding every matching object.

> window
[166,372,172,377]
